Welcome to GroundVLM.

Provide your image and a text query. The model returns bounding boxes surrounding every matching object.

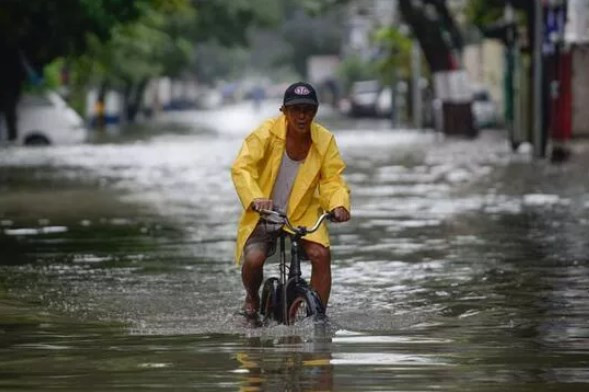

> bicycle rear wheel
[287,287,324,325]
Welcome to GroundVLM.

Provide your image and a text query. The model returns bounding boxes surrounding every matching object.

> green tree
[0,0,148,140]
[72,1,195,121]
[464,0,506,30]
[82,0,280,121]
[1,0,281,136]
[374,26,413,82]
[336,55,379,93]
[192,0,279,45]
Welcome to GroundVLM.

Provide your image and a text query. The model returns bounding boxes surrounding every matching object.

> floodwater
[1,101,588,391]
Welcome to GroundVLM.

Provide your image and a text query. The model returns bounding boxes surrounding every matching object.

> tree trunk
[0,42,26,141]
[399,0,475,137]
[125,78,148,123]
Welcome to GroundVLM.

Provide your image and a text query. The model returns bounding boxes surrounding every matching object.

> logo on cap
[294,86,311,95]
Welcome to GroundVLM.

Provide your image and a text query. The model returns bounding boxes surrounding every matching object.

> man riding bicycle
[231,81,351,318]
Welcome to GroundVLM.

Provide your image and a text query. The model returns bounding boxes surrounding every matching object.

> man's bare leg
[241,247,266,315]
[303,241,332,308]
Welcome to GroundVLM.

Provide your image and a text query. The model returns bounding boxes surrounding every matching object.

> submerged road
[1,101,588,391]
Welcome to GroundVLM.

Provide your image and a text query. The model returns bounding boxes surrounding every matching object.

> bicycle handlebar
[257,209,334,236]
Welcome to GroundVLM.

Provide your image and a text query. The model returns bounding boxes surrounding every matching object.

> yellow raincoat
[231,114,350,263]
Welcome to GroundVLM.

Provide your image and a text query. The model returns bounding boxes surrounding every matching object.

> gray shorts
[244,220,283,258]
[244,220,312,260]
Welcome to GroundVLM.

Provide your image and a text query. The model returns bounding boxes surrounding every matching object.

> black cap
[283,82,319,107]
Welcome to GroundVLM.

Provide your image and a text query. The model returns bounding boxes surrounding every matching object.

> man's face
[283,104,317,134]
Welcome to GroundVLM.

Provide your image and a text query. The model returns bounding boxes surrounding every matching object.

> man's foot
[239,312,262,328]
[242,293,260,318]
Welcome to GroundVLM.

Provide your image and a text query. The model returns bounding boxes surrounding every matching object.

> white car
[471,89,499,129]
[349,80,381,117]
[1,91,87,146]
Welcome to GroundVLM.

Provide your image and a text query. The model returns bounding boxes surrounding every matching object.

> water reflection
[235,334,334,392]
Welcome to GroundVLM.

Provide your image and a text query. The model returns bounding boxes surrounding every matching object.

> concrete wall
[572,44,589,136]
[566,0,589,44]
[307,55,341,86]
[463,40,504,107]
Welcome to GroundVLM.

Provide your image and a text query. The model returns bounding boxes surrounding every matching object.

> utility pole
[533,0,545,157]
[504,0,517,148]
[411,39,423,129]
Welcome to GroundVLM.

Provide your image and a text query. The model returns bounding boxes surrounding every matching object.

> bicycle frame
[278,229,306,322]
[258,209,333,324]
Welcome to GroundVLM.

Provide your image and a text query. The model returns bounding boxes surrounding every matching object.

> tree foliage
[374,26,413,81]
[1,0,287,131]
[464,0,505,30]
[1,0,355,133]
[0,0,148,69]
[75,1,194,87]
[192,0,279,45]
[336,55,378,93]
[0,0,149,138]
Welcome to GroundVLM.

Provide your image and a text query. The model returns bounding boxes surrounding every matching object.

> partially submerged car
[1,91,87,146]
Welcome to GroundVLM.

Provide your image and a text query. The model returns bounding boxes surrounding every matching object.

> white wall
[463,40,504,107]
[572,44,589,136]
[566,0,589,44]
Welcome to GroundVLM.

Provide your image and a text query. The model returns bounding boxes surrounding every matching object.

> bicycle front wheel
[260,277,281,322]
[287,287,324,325]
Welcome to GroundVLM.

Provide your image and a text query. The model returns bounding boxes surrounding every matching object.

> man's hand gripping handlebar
[256,208,334,237]
[252,197,349,222]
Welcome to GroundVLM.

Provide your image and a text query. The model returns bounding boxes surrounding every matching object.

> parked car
[349,80,381,117]
[1,91,87,145]
[471,89,499,128]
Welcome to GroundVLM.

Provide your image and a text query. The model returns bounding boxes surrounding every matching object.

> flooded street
[1,102,589,391]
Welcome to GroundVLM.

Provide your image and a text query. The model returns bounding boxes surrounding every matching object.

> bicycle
[256,209,334,325]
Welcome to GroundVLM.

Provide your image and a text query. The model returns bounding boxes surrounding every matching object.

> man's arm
[319,136,351,221]
[231,133,266,210]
